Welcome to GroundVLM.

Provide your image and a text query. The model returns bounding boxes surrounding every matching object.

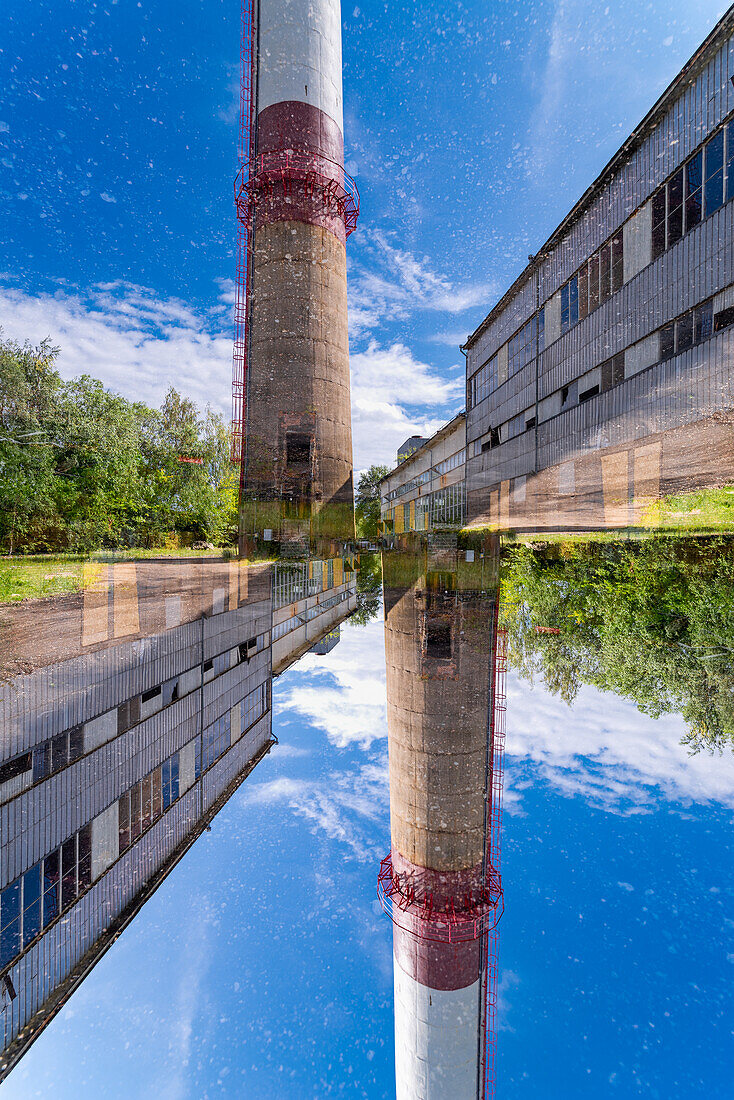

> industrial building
[0,551,356,1079]
[378,534,505,1099]
[379,414,466,535]
[463,11,734,530]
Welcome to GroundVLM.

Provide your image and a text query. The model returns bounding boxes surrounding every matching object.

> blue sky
[0,0,729,471]
[2,609,733,1097]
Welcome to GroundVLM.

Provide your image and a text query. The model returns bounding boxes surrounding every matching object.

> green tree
[0,333,238,553]
[0,334,63,552]
[52,375,149,550]
[355,464,389,541]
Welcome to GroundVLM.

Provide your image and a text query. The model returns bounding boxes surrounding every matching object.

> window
[601,352,625,391]
[598,242,611,301]
[42,850,59,928]
[611,234,624,292]
[588,253,599,312]
[714,305,734,332]
[508,310,544,377]
[561,276,578,333]
[667,167,684,246]
[660,321,675,360]
[579,384,599,403]
[118,696,141,735]
[0,881,20,969]
[651,186,666,259]
[242,681,268,734]
[285,432,311,465]
[273,562,310,607]
[677,310,694,352]
[425,618,451,659]
[578,261,588,319]
[469,354,497,406]
[704,128,724,216]
[685,150,702,231]
[650,123,732,259]
[0,753,32,787]
[21,866,41,949]
[119,752,180,854]
[162,755,179,809]
[660,299,715,361]
[0,824,93,970]
[429,482,465,527]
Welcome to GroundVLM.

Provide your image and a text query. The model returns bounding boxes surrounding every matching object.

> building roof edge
[378,411,466,485]
[464,7,734,352]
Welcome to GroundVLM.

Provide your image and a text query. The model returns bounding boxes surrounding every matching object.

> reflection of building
[397,436,430,464]
[0,552,356,1080]
[462,13,734,532]
[310,627,340,655]
[379,414,466,535]
[379,535,504,1098]
[236,0,357,545]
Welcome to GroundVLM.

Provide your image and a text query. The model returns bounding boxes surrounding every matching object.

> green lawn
[0,556,90,604]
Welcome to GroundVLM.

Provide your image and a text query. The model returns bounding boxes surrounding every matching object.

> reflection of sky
[3,612,732,1097]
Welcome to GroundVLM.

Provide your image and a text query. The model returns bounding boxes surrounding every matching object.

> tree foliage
[355,464,389,541]
[351,552,382,626]
[501,537,734,754]
[0,333,238,552]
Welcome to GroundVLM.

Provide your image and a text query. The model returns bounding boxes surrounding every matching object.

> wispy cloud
[348,230,495,338]
[350,340,461,472]
[243,761,389,863]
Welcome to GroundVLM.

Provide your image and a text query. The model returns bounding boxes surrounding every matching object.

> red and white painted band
[257,0,344,135]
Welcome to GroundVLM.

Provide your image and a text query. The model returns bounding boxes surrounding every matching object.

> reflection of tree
[355,465,389,541]
[351,552,382,627]
[501,537,734,754]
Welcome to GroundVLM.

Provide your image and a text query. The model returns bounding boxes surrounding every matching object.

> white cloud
[0,281,233,417]
[278,613,388,749]
[506,671,734,813]
[350,339,461,472]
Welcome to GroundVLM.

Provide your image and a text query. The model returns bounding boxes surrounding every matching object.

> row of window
[652,118,734,258]
[0,638,269,804]
[1,824,92,971]
[659,298,733,360]
[384,450,466,502]
[0,725,86,791]
[435,448,466,475]
[273,560,344,608]
[561,232,624,334]
[470,353,497,408]
[508,310,545,378]
[468,309,546,410]
[195,680,269,779]
[480,295,733,449]
[388,484,466,532]
[272,614,302,640]
[0,673,274,975]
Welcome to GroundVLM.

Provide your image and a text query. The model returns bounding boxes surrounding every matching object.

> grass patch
[0,556,92,604]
